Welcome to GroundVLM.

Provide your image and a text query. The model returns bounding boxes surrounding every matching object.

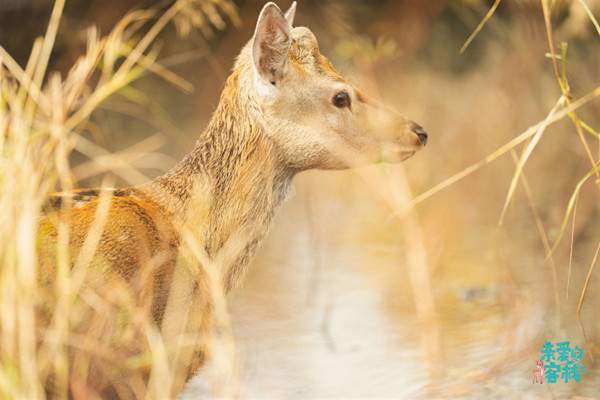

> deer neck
[149,71,294,290]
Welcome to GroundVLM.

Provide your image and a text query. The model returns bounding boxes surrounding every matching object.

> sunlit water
[183,171,599,399]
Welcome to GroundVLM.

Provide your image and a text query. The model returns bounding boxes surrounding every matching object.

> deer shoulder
[39,188,180,303]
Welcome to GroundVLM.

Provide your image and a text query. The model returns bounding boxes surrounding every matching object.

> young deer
[40,1,427,397]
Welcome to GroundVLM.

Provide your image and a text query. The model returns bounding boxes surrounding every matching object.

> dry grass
[0,0,238,397]
[220,0,599,397]
[469,0,600,329]
[338,0,599,392]
[0,0,599,398]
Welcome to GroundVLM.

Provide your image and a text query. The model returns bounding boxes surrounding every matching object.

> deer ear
[252,2,292,85]
[284,1,297,26]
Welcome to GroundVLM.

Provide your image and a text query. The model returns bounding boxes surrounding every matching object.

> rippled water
[182,171,599,399]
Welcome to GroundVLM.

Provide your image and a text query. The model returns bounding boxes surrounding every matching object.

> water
[182,171,599,399]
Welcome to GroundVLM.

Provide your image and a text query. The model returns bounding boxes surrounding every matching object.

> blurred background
[2,0,599,398]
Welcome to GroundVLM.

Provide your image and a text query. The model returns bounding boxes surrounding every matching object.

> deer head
[233,1,427,171]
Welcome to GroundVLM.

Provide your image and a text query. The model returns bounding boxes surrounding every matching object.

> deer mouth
[396,150,418,163]
[378,145,419,163]
[401,150,417,160]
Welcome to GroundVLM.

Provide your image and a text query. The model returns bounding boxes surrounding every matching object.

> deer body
[39,2,427,397]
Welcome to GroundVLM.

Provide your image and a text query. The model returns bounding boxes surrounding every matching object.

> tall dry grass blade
[579,119,600,138]
[499,97,564,225]
[384,166,441,382]
[411,87,600,208]
[1,34,60,394]
[576,242,600,341]
[64,64,145,133]
[542,0,600,181]
[16,202,43,399]
[144,323,173,399]
[71,179,115,294]
[313,109,442,383]
[40,213,72,398]
[1,1,240,396]
[303,187,324,307]
[73,135,158,185]
[577,0,600,36]
[64,1,188,132]
[284,100,442,384]
[541,0,562,87]
[122,43,194,93]
[566,197,577,300]
[510,151,560,326]
[0,46,50,112]
[460,0,503,54]
[549,160,600,257]
[31,0,65,90]
[117,1,185,78]
[180,230,239,398]
[16,38,43,109]
[71,134,172,184]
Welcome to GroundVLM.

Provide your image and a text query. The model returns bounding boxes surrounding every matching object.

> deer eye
[332,91,351,109]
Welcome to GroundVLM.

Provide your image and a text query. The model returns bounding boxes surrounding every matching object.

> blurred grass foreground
[1,0,600,398]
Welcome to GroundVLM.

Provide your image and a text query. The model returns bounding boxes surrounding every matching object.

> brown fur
[38,2,426,397]
[39,66,292,398]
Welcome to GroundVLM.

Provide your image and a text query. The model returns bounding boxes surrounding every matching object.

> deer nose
[412,124,428,146]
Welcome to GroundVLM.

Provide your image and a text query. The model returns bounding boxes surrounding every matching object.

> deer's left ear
[252,2,292,85]
[284,1,297,26]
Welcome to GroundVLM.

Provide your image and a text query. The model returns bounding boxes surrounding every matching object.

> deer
[38,1,428,398]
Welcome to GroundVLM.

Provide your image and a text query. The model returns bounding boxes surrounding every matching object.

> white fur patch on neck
[284,181,296,201]
[253,66,277,101]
